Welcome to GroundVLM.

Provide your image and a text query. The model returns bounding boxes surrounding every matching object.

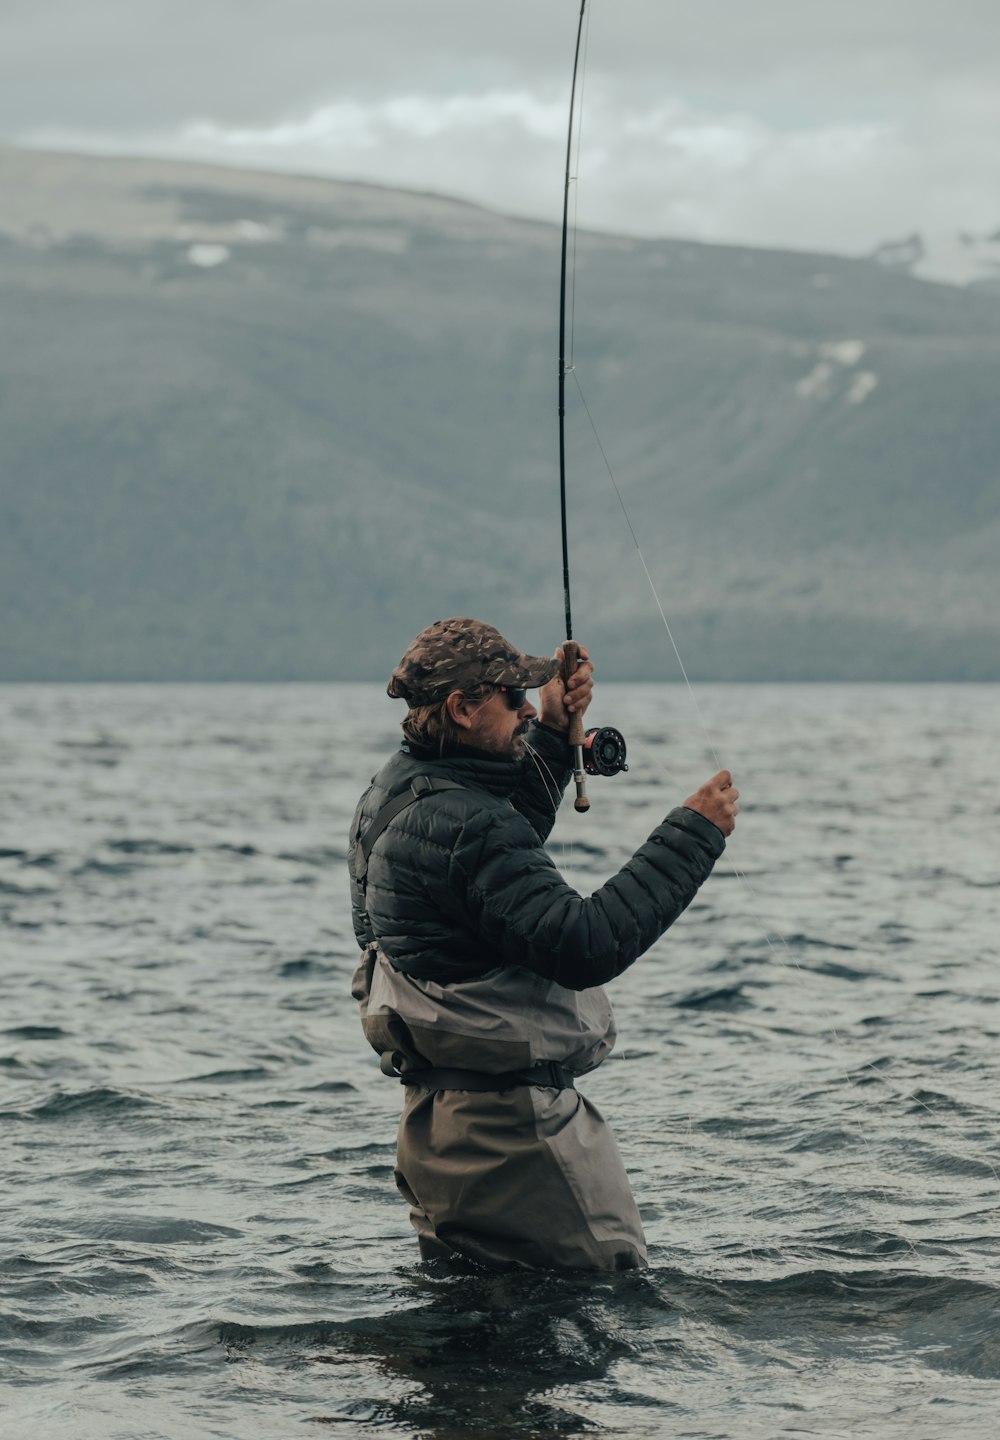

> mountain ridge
[1,146,997,681]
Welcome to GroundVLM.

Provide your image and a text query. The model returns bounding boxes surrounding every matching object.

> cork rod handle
[560,640,590,812]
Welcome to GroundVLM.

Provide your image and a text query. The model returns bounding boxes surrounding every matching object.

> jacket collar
[396,738,526,799]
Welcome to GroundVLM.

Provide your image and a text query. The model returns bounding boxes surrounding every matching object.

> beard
[474,719,530,758]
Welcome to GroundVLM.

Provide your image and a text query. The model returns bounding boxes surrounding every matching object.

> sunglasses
[497,685,528,710]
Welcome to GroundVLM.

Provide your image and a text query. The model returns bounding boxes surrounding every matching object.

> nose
[519,699,537,721]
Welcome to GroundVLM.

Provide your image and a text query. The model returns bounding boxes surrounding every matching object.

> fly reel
[582,726,628,778]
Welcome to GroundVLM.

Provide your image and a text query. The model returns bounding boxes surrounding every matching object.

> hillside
[1,145,998,679]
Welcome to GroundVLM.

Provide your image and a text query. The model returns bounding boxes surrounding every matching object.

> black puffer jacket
[348,721,725,991]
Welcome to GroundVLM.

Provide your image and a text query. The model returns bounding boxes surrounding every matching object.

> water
[2,682,999,1439]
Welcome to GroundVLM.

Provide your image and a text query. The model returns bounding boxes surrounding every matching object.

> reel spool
[582,726,628,778]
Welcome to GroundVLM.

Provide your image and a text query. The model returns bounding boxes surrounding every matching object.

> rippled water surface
[2,682,999,1439]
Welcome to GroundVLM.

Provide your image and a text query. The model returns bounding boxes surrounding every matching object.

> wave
[178,1068,273,1084]
[4,1086,163,1122]
[2,1025,68,1040]
[205,1264,1000,1387]
[673,982,758,1011]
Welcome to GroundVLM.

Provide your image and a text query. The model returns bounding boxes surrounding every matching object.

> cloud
[16,91,911,256]
[5,0,1000,257]
[184,92,568,152]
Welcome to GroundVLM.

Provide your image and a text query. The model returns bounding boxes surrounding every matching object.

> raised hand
[539,644,594,731]
[683,770,740,837]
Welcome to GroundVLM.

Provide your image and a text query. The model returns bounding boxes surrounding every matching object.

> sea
[2,682,999,1440]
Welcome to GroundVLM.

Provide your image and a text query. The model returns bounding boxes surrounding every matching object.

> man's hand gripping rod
[561,640,590,813]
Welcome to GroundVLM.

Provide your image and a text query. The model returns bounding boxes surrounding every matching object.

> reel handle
[560,640,590,813]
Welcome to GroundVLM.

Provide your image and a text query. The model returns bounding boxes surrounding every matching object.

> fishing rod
[557,0,627,813]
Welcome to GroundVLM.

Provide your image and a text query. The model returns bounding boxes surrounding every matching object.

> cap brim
[501,654,561,689]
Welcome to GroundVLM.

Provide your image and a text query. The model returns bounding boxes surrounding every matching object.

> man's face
[463,687,537,758]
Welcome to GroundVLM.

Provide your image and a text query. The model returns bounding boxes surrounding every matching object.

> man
[349,617,738,1271]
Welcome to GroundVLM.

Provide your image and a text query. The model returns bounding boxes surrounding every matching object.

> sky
[4,0,1000,261]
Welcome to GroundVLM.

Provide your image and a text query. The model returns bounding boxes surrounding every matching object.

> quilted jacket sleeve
[348,788,374,949]
[448,802,725,991]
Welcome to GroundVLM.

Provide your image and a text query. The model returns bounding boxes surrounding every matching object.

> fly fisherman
[349,617,738,1271]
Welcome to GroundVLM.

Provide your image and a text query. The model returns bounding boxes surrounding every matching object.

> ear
[444,691,476,731]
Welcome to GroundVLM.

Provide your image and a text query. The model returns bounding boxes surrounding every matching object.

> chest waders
[355,776,576,1093]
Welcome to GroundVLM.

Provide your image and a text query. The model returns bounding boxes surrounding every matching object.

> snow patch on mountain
[795,361,835,399]
[869,229,1000,287]
[845,371,878,405]
[795,339,869,400]
[820,339,865,367]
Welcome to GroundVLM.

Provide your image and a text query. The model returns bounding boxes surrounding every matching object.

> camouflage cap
[387,618,559,706]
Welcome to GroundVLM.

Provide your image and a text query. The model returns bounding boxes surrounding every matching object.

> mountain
[1,144,998,680]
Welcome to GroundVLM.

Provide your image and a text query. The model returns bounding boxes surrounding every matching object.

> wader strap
[355,776,466,887]
[398,1060,576,1092]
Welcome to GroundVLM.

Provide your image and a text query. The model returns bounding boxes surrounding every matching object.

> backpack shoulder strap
[355,776,466,887]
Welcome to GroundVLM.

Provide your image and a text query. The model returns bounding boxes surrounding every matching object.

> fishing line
[570,371,726,777]
[523,741,564,814]
[571,376,819,954]
[569,310,962,1222]
[558,4,963,1219]
[559,1,802,972]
